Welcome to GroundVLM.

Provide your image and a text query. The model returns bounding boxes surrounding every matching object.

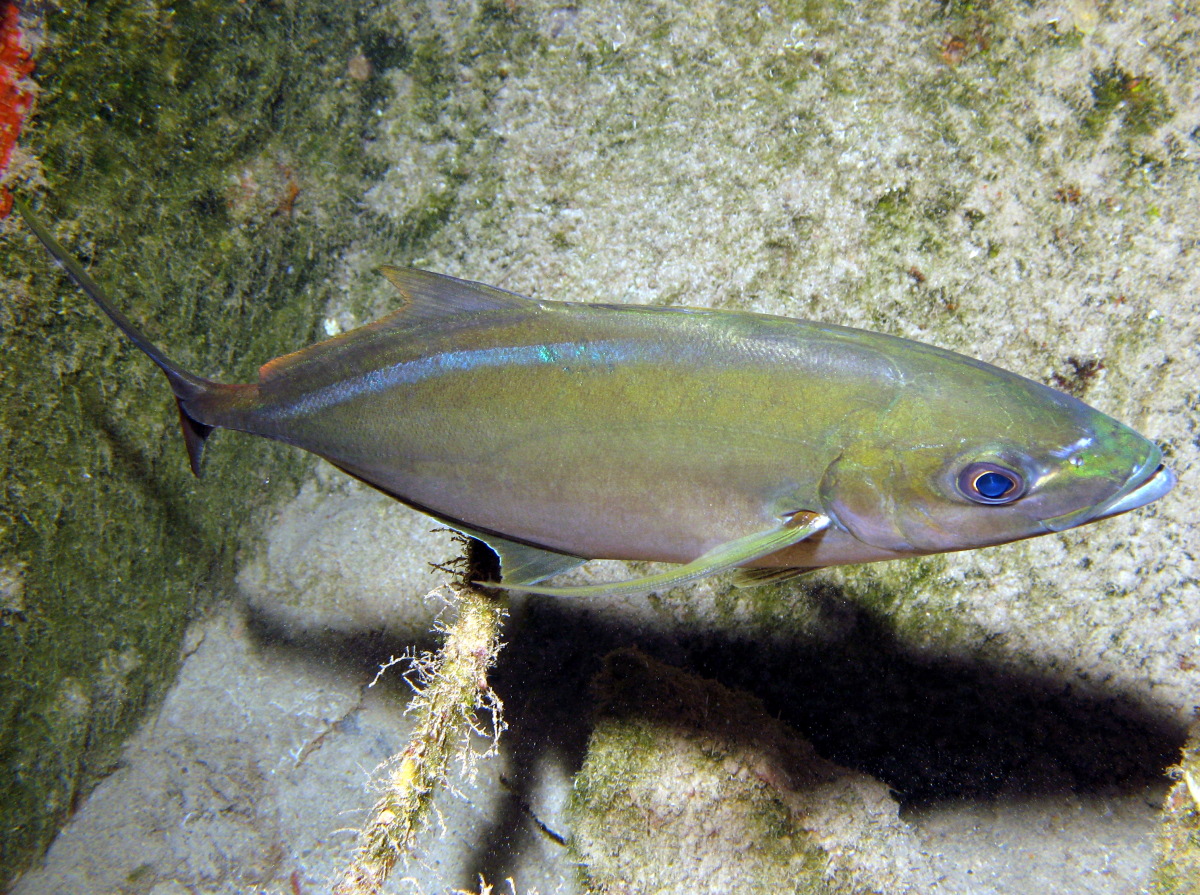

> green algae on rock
[569,649,939,894]
[0,0,423,883]
[4,0,1198,890]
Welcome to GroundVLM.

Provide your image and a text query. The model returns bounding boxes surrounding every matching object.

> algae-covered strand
[336,541,507,895]
[1152,717,1200,891]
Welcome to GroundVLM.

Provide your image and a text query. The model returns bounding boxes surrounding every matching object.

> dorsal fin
[260,267,536,384]
[377,266,536,321]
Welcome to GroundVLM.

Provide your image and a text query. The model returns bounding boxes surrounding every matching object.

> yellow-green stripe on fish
[17,200,1175,597]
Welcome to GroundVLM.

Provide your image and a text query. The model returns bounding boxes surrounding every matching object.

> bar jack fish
[18,201,1176,597]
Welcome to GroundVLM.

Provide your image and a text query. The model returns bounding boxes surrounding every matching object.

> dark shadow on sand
[469,580,1184,884]
[240,562,1187,889]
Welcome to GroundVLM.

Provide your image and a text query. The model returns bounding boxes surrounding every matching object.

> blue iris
[975,471,1015,499]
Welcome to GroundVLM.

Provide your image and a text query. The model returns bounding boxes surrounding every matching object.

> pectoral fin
[482,511,831,598]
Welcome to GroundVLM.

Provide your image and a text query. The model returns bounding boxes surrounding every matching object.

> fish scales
[239,304,901,564]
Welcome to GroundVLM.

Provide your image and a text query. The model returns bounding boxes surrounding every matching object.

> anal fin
[462,528,587,585]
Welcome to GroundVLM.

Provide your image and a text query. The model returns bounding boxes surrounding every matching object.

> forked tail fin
[16,198,217,475]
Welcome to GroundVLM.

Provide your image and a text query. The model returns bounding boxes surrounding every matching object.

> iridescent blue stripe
[272,340,643,419]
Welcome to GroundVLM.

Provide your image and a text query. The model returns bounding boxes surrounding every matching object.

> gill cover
[819,406,1166,556]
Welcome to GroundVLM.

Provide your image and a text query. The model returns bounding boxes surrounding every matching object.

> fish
[17,200,1176,597]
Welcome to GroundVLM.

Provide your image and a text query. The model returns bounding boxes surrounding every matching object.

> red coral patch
[0,0,35,217]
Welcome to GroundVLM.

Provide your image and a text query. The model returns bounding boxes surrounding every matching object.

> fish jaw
[1096,463,1176,518]
[1042,453,1175,533]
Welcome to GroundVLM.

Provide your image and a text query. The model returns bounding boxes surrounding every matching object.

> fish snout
[1042,444,1175,533]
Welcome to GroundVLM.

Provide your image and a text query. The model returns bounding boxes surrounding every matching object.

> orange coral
[0,0,35,218]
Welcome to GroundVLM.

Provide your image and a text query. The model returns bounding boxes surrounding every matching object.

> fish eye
[958,462,1025,505]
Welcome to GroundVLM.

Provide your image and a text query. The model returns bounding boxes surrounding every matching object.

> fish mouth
[1043,456,1175,533]
[1091,462,1176,520]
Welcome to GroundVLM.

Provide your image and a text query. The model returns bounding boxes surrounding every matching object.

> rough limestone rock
[10,0,1197,891]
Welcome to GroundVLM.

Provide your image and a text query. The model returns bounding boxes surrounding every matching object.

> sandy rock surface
[14,0,1198,892]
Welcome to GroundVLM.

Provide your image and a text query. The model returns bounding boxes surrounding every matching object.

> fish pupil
[975,471,1015,499]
